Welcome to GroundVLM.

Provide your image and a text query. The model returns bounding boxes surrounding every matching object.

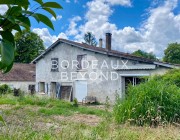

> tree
[14,30,45,63]
[132,50,157,60]
[84,32,97,46]
[163,43,180,64]
[0,0,62,72]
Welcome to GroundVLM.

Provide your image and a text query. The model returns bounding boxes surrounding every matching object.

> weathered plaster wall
[0,81,35,93]
[36,43,171,102]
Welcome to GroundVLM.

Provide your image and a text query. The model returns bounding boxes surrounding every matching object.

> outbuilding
[0,63,36,93]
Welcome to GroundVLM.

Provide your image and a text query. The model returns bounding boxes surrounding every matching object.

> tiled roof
[32,38,154,63]
[60,39,156,63]
[32,38,179,68]
[0,63,35,82]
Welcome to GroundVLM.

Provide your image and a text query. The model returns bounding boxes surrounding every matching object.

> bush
[72,98,78,107]
[161,69,180,87]
[0,84,11,95]
[13,88,25,97]
[114,69,180,126]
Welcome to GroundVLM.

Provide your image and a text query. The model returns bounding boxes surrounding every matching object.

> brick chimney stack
[106,33,111,51]
[99,38,103,48]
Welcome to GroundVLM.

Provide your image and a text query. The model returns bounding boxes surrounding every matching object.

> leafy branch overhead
[0,0,62,73]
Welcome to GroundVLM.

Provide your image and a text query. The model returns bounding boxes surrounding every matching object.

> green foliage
[163,42,180,64]
[0,0,62,72]
[114,69,180,126]
[132,49,157,60]
[72,98,78,107]
[0,95,17,105]
[0,115,5,125]
[13,88,26,97]
[154,69,180,87]
[84,32,97,46]
[14,30,45,63]
[0,84,11,95]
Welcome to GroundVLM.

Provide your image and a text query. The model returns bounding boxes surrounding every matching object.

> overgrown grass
[157,68,180,87]
[0,95,17,105]
[0,94,106,117]
[0,93,179,139]
[1,117,179,140]
[38,100,106,116]
[114,69,180,126]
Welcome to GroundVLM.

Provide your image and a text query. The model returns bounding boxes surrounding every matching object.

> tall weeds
[114,69,180,126]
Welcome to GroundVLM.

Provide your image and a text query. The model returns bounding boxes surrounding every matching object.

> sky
[1,0,180,58]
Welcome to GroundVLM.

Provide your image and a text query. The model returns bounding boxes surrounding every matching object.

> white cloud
[51,15,62,21]
[32,0,180,57]
[66,16,82,36]
[67,0,180,57]
[106,0,132,6]
[32,28,68,47]
[0,5,8,15]
[66,0,70,3]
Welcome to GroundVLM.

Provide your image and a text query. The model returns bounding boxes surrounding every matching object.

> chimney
[106,33,111,51]
[99,38,103,48]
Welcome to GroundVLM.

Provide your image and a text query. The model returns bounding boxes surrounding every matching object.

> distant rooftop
[0,63,35,82]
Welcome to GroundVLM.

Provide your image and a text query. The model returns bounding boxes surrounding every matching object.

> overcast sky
[1,0,180,58]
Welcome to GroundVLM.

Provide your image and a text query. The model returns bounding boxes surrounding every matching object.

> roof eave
[154,62,179,68]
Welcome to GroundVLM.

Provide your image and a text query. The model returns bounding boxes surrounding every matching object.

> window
[77,54,87,70]
[51,58,59,72]
[39,82,45,93]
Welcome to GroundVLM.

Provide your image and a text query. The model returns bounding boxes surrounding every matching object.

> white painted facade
[34,39,176,103]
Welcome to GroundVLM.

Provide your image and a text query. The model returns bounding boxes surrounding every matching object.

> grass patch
[0,95,17,105]
[0,94,106,117]
[38,104,106,116]
[0,94,179,139]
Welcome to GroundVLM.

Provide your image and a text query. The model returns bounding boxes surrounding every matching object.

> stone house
[32,33,179,103]
[0,63,36,93]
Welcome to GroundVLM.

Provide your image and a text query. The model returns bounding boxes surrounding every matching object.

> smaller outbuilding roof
[0,63,35,82]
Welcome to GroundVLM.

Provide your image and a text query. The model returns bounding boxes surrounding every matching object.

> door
[75,80,87,102]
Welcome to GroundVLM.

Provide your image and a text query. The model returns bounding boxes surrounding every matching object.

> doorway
[74,80,87,102]
[125,77,144,94]
[51,82,56,98]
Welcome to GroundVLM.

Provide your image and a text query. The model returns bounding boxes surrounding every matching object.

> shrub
[13,88,25,97]
[72,98,78,107]
[114,69,180,126]
[161,69,180,87]
[0,84,11,95]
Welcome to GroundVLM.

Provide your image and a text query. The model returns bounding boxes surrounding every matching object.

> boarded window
[51,58,59,72]
[60,86,73,101]
[77,54,87,70]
